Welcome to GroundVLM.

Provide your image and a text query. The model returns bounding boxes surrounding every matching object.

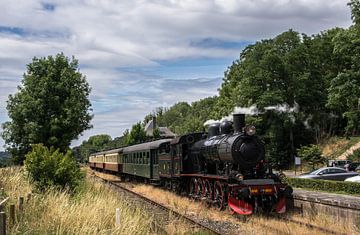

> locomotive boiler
[195,114,266,177]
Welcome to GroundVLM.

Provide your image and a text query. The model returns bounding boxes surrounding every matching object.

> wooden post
[0,212,6,235]
[18,197,23,213]
[26,193,31,202]
[9,205,15,225]
[115,208,120,226]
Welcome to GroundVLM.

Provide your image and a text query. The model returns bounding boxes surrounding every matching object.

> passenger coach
[122,139,172,182]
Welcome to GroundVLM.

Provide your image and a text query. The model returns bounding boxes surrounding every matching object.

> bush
[284,177,360,195]
[297,144,326,169]
[348,148,360,162]
[24,144,84,191]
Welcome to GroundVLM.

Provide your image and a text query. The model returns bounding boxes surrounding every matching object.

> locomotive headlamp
[245,125,256,136]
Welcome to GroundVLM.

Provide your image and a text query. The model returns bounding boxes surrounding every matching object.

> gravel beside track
[91,171,349,235]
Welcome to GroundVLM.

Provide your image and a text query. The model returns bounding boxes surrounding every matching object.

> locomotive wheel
[202,180,213,200]
[196,178,204,198]
[214,181,226,210]
[189,178,197,198]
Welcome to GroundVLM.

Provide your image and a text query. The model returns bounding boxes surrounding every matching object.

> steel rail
[93,175,223,235]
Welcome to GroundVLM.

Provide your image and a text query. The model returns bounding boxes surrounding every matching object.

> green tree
[297,144,325,169]
[348,148,360,162]
[327,9,360,136]
[153,127,161,139]
[126,122,147,145]
[1,53,92,164]
[25,144,84,191]
[74,134,112,162]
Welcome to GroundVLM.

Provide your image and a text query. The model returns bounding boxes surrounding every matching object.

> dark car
[327,160,351,168]
[348,162,360,171]
[297,167,359,181]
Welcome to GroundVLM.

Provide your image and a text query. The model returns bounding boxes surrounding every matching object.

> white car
[345,175,360,183]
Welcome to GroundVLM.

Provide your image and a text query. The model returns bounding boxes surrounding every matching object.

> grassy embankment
[93,172,359,235]
[321,136,360,159]
[0,167,199,234]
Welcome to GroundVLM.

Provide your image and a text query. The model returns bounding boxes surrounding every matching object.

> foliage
[153,127,161,139]
[1,53,92,164]
[25,144,84,191]
[348,148,360,162]
[0,151,11,168]
[73,134,112,162]
[126,122,147,145]
[152,97,217,135]
[284,177,360,196]
[298,145,326,169]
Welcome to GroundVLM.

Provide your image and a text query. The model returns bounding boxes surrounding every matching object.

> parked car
[356,165,360,173]
[297,167,359,181]
[347,162,360,171]
[345,175,360,183]
[327,160,351,168]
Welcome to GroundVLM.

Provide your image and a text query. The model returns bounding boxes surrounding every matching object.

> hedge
[284,177,360,195]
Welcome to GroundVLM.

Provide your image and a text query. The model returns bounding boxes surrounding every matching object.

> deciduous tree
[1,53,92,164]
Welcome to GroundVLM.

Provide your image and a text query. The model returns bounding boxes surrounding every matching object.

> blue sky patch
[42,2,56,11]
[0,26,26,36]
[190,38,252,49]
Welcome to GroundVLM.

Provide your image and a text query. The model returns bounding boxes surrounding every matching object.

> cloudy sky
[0,0,352,150]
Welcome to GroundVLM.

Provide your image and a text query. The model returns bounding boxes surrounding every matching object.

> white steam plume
[264,102,299,113]
[203,102,299,127]
[203,105,258,126]
[203,119,220,126]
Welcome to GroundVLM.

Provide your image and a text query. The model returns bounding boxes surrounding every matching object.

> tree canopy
[126,122,147,145]
[2,53,92,164]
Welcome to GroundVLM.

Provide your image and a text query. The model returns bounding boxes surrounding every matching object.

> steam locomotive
[89,113,292,215]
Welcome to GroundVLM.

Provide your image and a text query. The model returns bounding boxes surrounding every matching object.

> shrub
[297,144,326,169]
[24,144,84,191]
[348,148,360,162]
[284,177,360,195]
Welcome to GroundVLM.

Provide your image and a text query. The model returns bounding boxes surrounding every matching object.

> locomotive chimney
[208,123,220,138]
[233,114,245,133]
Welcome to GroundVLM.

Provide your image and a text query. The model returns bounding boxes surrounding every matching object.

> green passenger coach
[122,139,172,180]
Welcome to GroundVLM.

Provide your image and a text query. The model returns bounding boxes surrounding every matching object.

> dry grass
[321,136,360,159]
[0,167,202,235]
[130,182,360,235]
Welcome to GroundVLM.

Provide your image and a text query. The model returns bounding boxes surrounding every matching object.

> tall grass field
[0,167,198,234]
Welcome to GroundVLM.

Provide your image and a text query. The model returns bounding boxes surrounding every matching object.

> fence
[0,190,32,235]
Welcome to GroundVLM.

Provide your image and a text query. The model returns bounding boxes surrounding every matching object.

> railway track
[92,172,348,235]
[93,175,224,235]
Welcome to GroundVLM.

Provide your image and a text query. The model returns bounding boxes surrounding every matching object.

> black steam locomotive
[89,114,292,215]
